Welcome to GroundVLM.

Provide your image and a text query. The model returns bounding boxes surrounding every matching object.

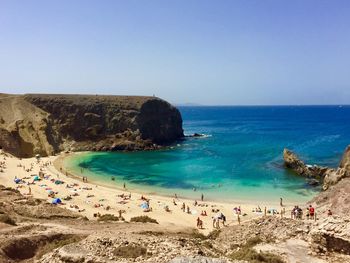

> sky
[0,0,350,105]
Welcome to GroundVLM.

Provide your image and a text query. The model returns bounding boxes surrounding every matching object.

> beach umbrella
[52,198,62,204]
[34,176,40,181]
[14,178,21,184]
[140,202,149,209]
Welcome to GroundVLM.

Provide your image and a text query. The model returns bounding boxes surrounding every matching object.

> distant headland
[0,94,184,158]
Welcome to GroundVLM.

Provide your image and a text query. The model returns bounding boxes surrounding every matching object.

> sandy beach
[0,150,293,234]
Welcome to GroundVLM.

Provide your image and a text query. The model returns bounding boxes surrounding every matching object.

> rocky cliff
[0,94,183,157]
[283,147,350,190]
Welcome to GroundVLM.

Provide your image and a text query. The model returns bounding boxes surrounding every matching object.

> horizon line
[175,103,350,107]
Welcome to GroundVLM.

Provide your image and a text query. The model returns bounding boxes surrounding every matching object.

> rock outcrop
[339,145,350,171]
[310,216,350,255]
[0,94,183,157]
[283,147,350,190]
[321,145,350,190]
[283,148,329,178]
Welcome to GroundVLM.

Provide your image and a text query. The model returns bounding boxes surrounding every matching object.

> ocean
[63,106,350,204]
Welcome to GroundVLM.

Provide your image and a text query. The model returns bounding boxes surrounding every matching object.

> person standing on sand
[309,205,315,220]
[123,182,126,189]
[280,197,283,207]
[197,217,203,229]
[201,193,204,202]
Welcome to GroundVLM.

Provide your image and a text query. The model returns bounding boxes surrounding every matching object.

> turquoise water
[64,106,350,203]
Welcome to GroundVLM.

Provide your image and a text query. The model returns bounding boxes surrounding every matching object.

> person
[164,205,170,212]
[186,205,191,214]
[197,217,203,229]
[181,202,186,212]
[280,197,283,207]
[233,207,241,215]
[306,207,310,220]
[174,193,178,199]
[123,182,126,189]
[194,200,198,206]
[221,213,226,226]
[297,206,303,219]
[212,217,217,228]
[28,186,31,195]
[291,206,297,219]
[201,193,204,202]
[309,205,315,220]
[173,199,177,205]
[327,209,332,216]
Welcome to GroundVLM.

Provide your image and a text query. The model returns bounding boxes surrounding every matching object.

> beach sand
[0,151,290,234]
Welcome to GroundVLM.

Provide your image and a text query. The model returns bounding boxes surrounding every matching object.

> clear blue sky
[0,0,349,105]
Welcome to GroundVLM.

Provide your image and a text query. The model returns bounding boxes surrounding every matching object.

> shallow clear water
[64,106,350,203]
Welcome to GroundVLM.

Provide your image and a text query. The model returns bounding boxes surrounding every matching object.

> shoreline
[0,151,313,234]
[61,151,317,206]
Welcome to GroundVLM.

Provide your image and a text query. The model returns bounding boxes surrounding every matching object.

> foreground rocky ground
[1,185,349,263]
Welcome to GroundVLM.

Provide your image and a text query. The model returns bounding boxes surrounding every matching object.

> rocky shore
[0,94,184,158]
[283,146,350,190]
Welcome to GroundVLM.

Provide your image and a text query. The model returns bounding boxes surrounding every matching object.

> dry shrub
[97,214,119,222]
[130,215,158,224]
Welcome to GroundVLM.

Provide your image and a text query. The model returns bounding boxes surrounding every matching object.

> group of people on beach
[3,148,338,233]
[291,205,317,220]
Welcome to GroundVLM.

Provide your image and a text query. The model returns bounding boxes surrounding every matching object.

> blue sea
[64,106,350,204]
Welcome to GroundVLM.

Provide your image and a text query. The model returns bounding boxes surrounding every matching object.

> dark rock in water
[187,133,206,138]
[307,179,320,186]
[283,148,328,178]
[0,94,184,157]
[283,148,310,176]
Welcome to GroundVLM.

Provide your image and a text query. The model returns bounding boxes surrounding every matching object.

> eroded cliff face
[0,94,183,157]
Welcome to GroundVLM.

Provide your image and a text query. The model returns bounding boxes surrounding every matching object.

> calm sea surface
[64,106,350,203]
